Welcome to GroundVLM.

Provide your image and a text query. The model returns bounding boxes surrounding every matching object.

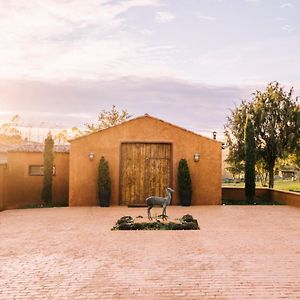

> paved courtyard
[0,206,299,299]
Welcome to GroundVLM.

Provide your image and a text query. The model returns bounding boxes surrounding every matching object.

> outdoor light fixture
[88,152,95,161]
[194,152,200,162]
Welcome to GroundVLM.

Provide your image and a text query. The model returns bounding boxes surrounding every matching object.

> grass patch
[222,199,285,205]
[223,179,300,193]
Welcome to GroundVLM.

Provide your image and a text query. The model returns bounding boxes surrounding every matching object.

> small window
[29,165,56,176]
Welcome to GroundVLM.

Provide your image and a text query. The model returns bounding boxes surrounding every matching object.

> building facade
[69,115,222,206]
[0,115,222,210]
[0,144,69,210]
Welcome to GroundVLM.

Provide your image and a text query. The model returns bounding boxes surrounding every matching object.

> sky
[0,0,299,139]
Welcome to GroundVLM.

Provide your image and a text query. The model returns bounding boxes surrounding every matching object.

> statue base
[111,214,200,230]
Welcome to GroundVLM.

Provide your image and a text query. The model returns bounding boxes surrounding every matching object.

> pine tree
[244,117,256,204]
[42,132,54,206]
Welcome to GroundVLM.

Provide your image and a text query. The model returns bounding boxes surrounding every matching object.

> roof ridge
[70,114,221,144]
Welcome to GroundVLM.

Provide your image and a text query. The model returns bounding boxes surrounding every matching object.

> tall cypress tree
[42,132,54,206]
[244,117,256,204]
[178,159,192,206]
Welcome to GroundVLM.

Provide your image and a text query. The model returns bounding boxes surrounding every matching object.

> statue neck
[166,191,172,200]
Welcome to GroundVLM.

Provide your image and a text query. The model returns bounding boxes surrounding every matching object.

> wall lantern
[194,152,200,162]
[88,152,95,161]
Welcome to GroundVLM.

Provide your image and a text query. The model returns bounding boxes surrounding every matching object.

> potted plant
[98,156,111,207]
[177,158,192,206]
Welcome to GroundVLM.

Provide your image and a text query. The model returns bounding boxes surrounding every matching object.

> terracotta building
[0,144,69,210]
[69,115,222,206]
[0,115,222,210]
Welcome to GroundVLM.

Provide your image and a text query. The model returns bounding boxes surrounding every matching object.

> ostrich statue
[146,187,174,221]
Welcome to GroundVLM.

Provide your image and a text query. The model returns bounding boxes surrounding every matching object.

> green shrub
[112,215,200,230]
[98,156,111,194]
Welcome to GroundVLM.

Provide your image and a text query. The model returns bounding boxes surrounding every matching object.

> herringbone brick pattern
[0,206,299,299]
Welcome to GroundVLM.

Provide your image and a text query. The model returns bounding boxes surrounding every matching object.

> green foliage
[225,82,299,188]
[225,160,244,179]
[244,117,256,204]
[98,156,111,194]
[255,160,268,187]
[42,132,54,206]
[276,153,300,172]
[177,159,192,194]
[85,105,132,133]
[54,128,68,144]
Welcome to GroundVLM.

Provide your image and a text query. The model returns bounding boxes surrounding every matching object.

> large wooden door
[120,143,171,205]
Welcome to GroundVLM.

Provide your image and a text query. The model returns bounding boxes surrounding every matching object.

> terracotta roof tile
[0,143,70,153]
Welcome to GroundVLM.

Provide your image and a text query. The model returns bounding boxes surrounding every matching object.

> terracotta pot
[180,191,192,206]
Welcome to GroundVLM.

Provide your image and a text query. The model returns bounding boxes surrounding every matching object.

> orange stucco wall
[69,116,222,206]
[0,164,8,211]
[4,152,69,209]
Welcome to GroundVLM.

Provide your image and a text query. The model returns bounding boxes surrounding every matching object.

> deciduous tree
[0,115,24,143]
[85,105,132,133]
[225,82,299,188]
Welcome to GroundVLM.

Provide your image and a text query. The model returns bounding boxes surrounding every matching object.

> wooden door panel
[144,158,170,199]
[120,143,171,205]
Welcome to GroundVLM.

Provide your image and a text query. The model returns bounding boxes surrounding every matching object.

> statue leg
[162,204,167,221]
[147,206,153,220]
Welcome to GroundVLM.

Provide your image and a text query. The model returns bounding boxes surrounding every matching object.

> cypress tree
[98,156,111,207]
[177,159,192,206]
[42,132,54,206]
[98,156,111,194]
[244,117,256,204]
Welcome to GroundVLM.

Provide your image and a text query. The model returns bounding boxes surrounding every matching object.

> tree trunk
[244,118,256,205]
[268,164,275,188]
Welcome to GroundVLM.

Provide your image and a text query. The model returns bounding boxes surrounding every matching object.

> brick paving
[0,206,300,299]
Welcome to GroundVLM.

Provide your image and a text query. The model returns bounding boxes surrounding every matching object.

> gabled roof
[70,114,221,144]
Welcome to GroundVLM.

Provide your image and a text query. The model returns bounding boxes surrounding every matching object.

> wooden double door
[120,143,172,205]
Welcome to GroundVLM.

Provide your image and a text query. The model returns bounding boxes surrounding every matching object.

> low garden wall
[222,187,270,203]
[222,187,300,206]
[270,189,300,206]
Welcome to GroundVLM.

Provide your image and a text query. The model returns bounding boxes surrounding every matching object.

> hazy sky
[0,0,299,137]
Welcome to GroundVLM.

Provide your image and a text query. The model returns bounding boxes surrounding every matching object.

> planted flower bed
[112,214,200,230]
